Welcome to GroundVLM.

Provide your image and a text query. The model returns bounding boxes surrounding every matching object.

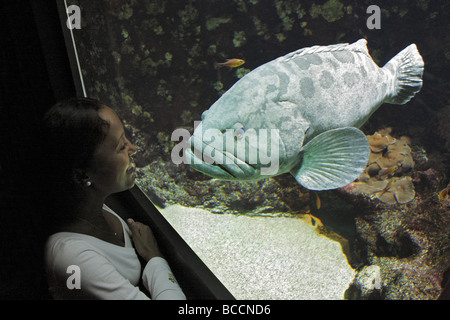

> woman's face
[86,106,137,195]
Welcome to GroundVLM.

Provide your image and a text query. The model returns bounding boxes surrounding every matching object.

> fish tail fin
[383,44,424,105]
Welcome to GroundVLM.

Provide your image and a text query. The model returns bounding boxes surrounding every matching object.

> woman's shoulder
[44,232,99,277]
[46,232,97,259]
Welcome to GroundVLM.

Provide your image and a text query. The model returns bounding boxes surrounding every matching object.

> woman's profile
[41,98,186,300]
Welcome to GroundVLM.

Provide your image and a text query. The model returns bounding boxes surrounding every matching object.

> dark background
[1,0,76,299]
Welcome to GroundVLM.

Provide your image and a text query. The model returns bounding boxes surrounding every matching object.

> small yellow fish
[216,58,245,68]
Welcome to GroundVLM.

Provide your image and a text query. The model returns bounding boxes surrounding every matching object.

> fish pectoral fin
[290,127,370,191]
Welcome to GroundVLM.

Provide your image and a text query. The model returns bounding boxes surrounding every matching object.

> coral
[156,80,172,101]
[321,0,344,22]
[121,29,129,39]
[235,67,251,79]
[275,33,286,42]
[111,51,121,64]
[164,52,173,62]
[178,3,198,27]
[310,0,344,23]
[310,3,321,19]
[353,177,415,205]
[437,183,450,208]
[274,0,298,31]
[252,16,270,40]
[367,128,414,178]
[344,129,416,205]
[232,31,247,48]
[117,3,133,20]
[206,17,231,31]
[213,81,223,92]
[206,44,216,56]
[140,56,166,76]
[145,0,166,16]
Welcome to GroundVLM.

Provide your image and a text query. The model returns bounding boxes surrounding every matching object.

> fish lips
[185,123,286,180]
[186,134,257,179]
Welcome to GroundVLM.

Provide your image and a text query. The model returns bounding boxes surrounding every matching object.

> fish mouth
[185,134,257,180]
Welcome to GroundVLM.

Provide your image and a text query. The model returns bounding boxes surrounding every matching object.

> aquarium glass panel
[61,0,449,300]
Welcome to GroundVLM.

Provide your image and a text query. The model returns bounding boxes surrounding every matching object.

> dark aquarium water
[66,0,449,299]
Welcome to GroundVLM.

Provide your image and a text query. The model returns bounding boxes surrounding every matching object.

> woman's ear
[72,168,91,187]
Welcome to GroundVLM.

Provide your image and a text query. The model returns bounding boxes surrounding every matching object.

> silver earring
[86,181,92,187]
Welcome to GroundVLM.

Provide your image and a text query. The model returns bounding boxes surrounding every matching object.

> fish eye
[233,123,245,140]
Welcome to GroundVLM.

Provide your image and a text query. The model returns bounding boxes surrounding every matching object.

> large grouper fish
[184,39,424,190]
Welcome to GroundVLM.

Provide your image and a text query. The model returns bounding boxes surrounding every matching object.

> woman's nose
[129,143,138,156]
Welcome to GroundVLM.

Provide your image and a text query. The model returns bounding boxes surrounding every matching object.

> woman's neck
[75,197,105,222]
[65,193,125,246]
[73,186,109,219]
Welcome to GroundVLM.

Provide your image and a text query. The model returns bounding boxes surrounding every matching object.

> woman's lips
[126,162,135,174]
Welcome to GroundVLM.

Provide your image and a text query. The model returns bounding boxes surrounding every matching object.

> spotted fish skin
[279,40,389,139]
[187,39,424,190]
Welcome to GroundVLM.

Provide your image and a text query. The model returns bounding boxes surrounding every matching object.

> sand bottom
[161,205,355,300]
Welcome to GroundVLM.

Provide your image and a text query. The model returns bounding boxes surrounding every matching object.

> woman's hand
[126,218,162,262]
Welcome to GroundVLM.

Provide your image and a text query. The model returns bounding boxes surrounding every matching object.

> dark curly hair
[39,98,110,230]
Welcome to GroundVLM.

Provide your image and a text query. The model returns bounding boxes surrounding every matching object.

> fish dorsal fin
[290,127,370,191]
[282,39,369,62]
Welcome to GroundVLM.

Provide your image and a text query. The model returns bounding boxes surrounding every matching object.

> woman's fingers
[126,218,161,262]
[126,218,141,236]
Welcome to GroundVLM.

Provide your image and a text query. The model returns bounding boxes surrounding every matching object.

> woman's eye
[119,141,128,152]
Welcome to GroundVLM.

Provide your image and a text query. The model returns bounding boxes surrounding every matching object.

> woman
[42,98,186,300]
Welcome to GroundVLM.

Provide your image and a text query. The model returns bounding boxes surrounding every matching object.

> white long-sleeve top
[45,205,186,300]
